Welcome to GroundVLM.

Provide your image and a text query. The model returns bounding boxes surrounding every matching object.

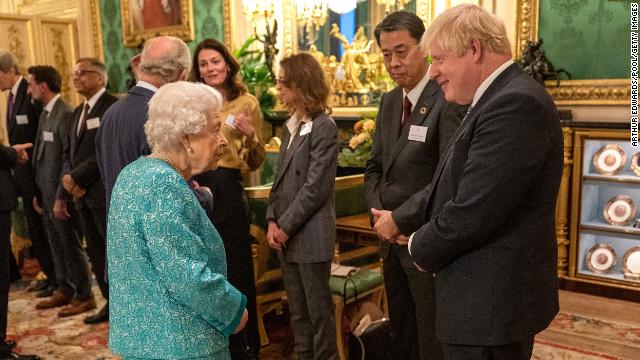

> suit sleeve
[266,136,288,222]
[277,118,339,237]
[410,93,555,273]
[364,96,386,221]
[142,178,247,336]
[56,110,74,200]
[0,146,18,169]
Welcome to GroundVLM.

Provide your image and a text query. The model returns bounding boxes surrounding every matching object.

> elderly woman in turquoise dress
[107,81,248,360]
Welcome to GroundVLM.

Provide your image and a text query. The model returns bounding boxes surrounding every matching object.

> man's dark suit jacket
[33,97,74,206]
[67,91,118,209]
[7,78,41,200]
[96,86,153,208]
[0,146,18,212]
[410,63,563,346]
[365,80,461,257]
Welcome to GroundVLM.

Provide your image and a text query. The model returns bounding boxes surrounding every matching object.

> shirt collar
[10,76,22,96]
[44,94,61,113]
[85,88,107,111]
[403,71,430,110]
[136,80,158,93]
[285,112,310,136]
[471,59,514,107]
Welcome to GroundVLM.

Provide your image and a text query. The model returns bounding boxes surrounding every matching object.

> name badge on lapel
[408,125,428,142]
[224,114,236,129]
[300,121,313,136]
[16,115,28,125]
[86,117,100,130]
[42,131,54,142]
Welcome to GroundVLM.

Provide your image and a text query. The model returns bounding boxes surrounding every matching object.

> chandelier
[242,0,275,23]
[297,0,329,31]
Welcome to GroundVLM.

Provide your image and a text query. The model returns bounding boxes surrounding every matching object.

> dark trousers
[41,200,91,299]
[194,168,259,359]
[0,212,11,339]
[76,203,108,300]
[443,336,535,360]
[279,259,338,360]
[21,195,56,283]
[383,244,443,360]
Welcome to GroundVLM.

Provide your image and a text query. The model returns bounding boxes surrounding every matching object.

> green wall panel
[99,0,225,93]
[538,0,630,80]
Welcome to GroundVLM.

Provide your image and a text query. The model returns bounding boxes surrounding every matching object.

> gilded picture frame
[119,0,194,47]
[515,0,629,106]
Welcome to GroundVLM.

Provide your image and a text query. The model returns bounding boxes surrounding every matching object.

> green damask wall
[538,0,629,80]
[99,0,225,93]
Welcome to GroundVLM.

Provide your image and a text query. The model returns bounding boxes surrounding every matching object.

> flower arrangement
[338,115,376,168]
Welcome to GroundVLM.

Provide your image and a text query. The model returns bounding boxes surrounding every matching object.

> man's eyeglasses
[382,45,420,62]
[73,70,100,77]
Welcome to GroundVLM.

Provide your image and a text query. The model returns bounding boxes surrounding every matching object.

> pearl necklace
[154,152,187,179]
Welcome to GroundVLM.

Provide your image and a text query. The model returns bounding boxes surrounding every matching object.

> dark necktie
[402,95,412,126]
[77,102,90,136]
[6,92,14,129]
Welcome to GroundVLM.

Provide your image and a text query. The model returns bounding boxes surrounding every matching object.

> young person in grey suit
[364,11,466,360]
[409,5,562,359]
[61,58,118,324]
[0,52,56,295]
[0,143,41,360]
[27,66,96,317]
[266,53,339,360]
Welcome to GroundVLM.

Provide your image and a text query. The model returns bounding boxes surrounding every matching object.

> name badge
[224,114,236,129]
[43,131,54,142]
[86,117,100,130]
[16,115,28,125]
[300,121,313,136]
[408,125,428,142]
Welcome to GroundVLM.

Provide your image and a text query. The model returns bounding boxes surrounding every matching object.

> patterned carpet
[4,264,639,359]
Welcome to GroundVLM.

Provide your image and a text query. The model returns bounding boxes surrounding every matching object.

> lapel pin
[420,106,427,114]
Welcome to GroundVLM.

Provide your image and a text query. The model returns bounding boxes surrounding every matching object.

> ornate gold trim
[119,0,195,47]
[555,127,573,278]
[516,0,628,105]
[282,0,296,56]
[89,0,104,61]
[223,0,232,49]
[416,0,431,24]
[544,79,630,106]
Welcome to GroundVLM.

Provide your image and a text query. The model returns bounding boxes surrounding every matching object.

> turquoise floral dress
[107,157,247,360]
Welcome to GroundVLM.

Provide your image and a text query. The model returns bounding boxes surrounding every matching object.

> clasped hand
[267,221,289,251]
[371,208,408,245]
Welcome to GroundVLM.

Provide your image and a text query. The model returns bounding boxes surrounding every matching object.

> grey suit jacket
[410,64,562,345]
[266,113,339,263]
[365,80,463,258]
[33,97,74,207]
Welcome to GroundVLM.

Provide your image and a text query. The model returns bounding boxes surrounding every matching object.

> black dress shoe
[0,340,15,350]
[83,304,108,324]
[0,350,41,360]
[27,280,49,292]
[34,286,54,298]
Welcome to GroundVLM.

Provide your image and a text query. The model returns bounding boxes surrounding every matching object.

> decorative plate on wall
[631,153,640,176]
[586,244,617,274]
[593,144,626,175]
[623,247,640,280]
[603,195,636,226]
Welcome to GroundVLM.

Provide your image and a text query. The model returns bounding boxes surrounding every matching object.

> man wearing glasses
[61,58,118,324]
[365,10,466,360]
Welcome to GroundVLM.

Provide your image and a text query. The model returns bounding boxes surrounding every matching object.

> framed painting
[120,0,194,47]
[515,0,629,105]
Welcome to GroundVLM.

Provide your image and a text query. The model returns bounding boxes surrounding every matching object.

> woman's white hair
[145,81,223,151]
